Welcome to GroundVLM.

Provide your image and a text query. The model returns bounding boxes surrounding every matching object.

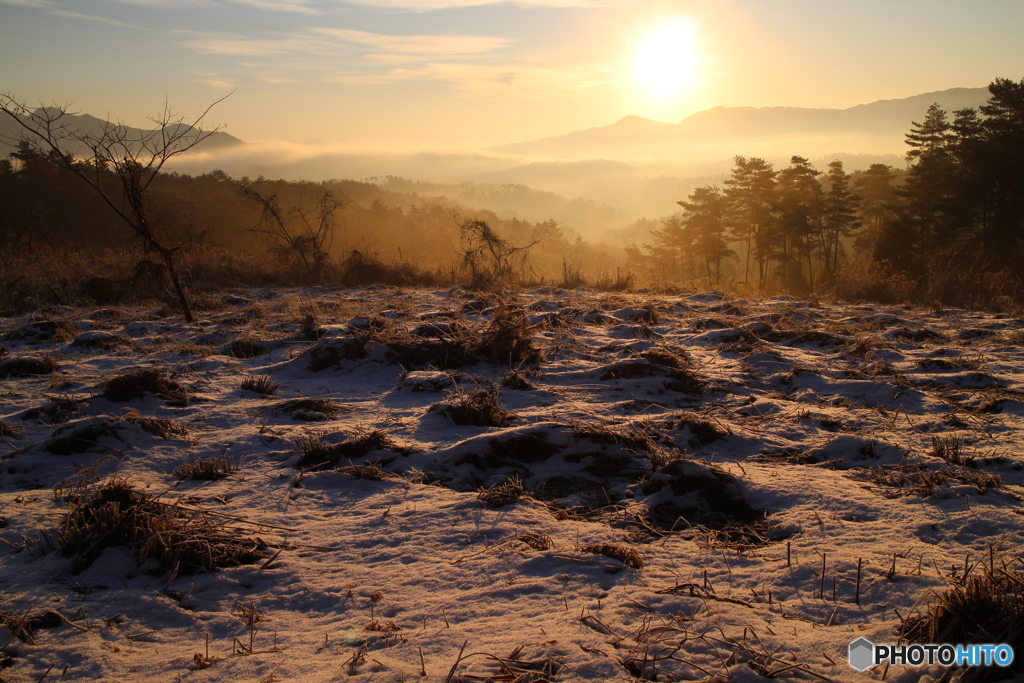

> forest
[1,76,1023,311]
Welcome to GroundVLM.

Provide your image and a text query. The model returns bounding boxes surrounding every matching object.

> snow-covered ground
[1,286,1022,682]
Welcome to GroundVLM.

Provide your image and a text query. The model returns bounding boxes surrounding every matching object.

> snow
[1,288,1023,682]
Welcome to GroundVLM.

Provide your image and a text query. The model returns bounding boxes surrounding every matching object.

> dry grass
[275,398,345,421]
[44,418,121,455]
[119,408,188,439]
[100,367,189,405]
[500,368,538,391]
[294,429,406,471]
[580,542,644,569]
[0,419,20,438]
[241,374,280,395]
[476,304,545,365]
[434,387,514,427]
[868,461,1001,497]
[477,476,525,508]
[902,551,1023,682]
[173,456,242,480]
[0,355,59,378]
[58,478,263,574]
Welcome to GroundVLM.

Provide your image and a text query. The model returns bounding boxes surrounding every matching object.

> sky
[0,0,1022,151]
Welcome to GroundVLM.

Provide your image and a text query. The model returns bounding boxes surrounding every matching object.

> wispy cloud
[183,26,512,60]
[49,8,140,27]
[0,0,143,27]
[312,27,511,56]
[197,75,238,88]
[326,60,614,96]
[185,32,294,56]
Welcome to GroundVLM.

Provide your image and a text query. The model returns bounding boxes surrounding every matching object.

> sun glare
[632,17,700,101]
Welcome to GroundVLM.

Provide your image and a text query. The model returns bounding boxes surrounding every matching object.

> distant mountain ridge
[494,87,990,162]
[0,109,244,160]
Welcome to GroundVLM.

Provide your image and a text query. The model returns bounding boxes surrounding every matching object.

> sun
[632,17,700,101]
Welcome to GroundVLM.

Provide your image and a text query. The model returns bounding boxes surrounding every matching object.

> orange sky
[1,0,1022,150]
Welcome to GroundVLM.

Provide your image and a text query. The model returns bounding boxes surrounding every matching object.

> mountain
[493,87,990,166]
[0,109,244,160]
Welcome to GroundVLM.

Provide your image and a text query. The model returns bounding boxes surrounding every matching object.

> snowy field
[1,286,1022,683]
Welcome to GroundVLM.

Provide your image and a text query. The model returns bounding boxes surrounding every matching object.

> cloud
[183,26,511,62]
[197,76,238,88]
[312,27,512,56]
[0,0,142,27]
[185,32,294,55]
[326,60,614,96]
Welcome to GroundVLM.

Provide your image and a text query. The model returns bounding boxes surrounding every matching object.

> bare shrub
[458,219,537,290]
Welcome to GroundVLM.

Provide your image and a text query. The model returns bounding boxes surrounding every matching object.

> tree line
[638,77,1024,303]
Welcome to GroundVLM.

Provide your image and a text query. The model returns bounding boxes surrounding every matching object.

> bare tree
[458,219,538,289]
[0,93,231,321]
[238,184,344,284]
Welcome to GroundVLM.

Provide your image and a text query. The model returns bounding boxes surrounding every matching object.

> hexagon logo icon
[848,637,875,672]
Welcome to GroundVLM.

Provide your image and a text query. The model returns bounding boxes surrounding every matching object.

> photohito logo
[848,638,1015,672]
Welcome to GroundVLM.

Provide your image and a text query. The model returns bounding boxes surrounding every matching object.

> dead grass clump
[383,338,477,370]
[294,429,405,471]
[72,332,132,349]
[641,348,690,369]
[58,478,263,574]
[580,542,643,569]
[0,420,19,437]
[100,367,189,405]
[337,463,390,480]
[45,418,121,455]
[477,304,545,365]
[173,456,242,480]
[571,422,647,449]
[643,459,763,532]
[930,434,967,465]
[223,338,267,359]
[478,475,525,508]
[21,398,86,424]
[891,327,947,343]
[434,387,514,427]
[671,412,731,447]
[500,368,538,391]
[869,462,1001,497]
[0,609,61,645]
[275,397,345,421]
[901,555,1023,683]
[119,408,188,439]
[0,355,59,377]
[306,337,369,371]
[4,318,77,343]
[515,532,553,550]
[240,374,280,395]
